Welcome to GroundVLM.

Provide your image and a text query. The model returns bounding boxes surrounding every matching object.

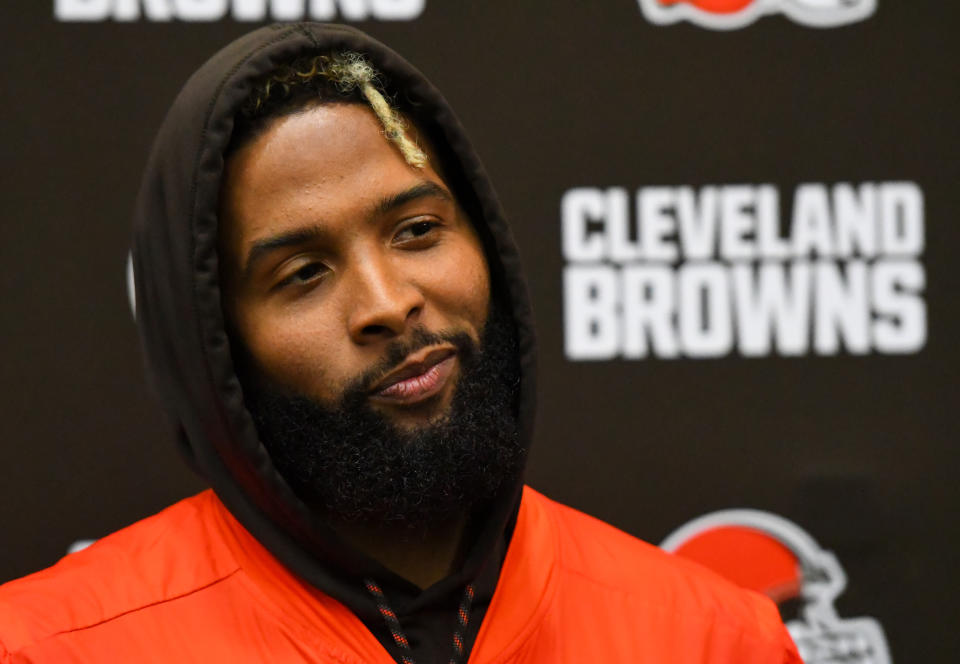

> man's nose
[346,255,424,343]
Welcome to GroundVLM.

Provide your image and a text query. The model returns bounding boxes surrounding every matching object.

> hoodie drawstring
[364,578,476,664]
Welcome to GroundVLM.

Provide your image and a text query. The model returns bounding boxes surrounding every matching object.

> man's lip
[369,346,458,402]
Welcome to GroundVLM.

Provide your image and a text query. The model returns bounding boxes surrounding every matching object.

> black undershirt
[358,528,509,663]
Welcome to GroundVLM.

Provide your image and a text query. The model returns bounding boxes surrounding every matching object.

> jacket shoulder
[0,491,238,656]
[525,488,799,660]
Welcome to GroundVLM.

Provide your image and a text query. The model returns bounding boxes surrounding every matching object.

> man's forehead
[223,103,454,214]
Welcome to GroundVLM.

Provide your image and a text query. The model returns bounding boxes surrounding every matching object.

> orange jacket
[0,487,800,663]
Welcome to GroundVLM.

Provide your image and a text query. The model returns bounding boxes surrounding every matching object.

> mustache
[339,326,478,408]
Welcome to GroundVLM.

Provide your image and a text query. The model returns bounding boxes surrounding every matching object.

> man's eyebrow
[375,181,452,216]
[242,226,325,280]
[239,182,453,280]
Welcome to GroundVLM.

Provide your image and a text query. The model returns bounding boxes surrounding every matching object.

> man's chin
[367,387,459,431]
[244,304,524,529]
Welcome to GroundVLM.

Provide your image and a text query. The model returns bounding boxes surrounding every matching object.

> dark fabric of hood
[130,23,537,625]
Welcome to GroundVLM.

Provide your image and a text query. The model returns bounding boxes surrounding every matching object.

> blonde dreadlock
[245,52,427,169]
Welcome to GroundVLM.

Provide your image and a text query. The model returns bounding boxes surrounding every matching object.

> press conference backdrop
[2,2,957,662]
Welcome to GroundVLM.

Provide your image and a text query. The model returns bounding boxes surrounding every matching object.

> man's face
[219,103,491,429]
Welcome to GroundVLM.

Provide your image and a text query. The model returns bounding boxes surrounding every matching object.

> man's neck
[333,517,468,589]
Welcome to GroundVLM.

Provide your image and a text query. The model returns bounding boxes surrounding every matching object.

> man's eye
[279,262,326,288]
[395,220,439,242]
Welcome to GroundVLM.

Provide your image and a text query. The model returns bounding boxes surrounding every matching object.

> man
[0,24,800,664]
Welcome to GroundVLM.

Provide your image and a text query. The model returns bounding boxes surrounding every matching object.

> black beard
[242,304,524,530]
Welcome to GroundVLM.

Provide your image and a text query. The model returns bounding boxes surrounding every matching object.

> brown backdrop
[1,3,957,661]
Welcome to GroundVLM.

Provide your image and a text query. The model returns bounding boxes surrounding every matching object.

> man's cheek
[435,254,489,322]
